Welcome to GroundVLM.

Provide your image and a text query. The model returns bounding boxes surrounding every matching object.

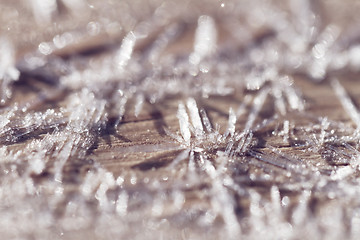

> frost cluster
[1,0,360,239]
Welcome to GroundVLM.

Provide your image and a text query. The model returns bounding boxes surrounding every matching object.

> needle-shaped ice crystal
[177,103,191,144]
[200,108,213,132]
[225,108,236,137]
[30,0,57,24]
[186,98,204,136]
[189,15,217,66]
[331,78,360,128]
[116,191,129,216]
[116,32,137,68]
[244,88,269,132]
[134,94,144,117]
[0,38,20,105]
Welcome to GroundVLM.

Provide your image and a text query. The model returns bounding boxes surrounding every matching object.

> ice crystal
[1,0,360,240]
[331,78,360,128]
[189,15,217,73]
[0,38,19,105]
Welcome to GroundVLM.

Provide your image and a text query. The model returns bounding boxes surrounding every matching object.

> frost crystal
[0,38,19,105]
[190,15,217,67]
[116,32,137,69]
[1,0,360,240]
[176,103,191,145]
[186,98,204,135]
[331,78,360,128]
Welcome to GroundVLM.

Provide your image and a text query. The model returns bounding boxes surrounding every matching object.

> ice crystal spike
[0,38,19,105]
[116,32,137,69]
[244,88,269,132]
[168,149,190,169]
[30,0,58,25]
[177,103,191,144]
[312,25,339,60]
[235,131,253,154]
[272,87,286,115]
[134,94,144,117]
[225,107,236,137]
[282,120,290,142]
[200,108,212,132]
[189,15,217,66]
[309,25,340,80]
[331,78,360,128]
[236,95,252,117]
[283,77,304,112]
[148,23,184,64]
[349,45,360,70]
[292,190,311,225]
[114,93,128,127]
[186,98,203,136]
[270,186,281,214]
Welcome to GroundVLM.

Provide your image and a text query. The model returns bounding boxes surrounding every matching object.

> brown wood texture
[7,72,360,182]
[2,1,360,239]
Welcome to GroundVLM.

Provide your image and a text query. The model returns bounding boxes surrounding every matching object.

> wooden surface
[8,71,360,186]
[2,1,360,239]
